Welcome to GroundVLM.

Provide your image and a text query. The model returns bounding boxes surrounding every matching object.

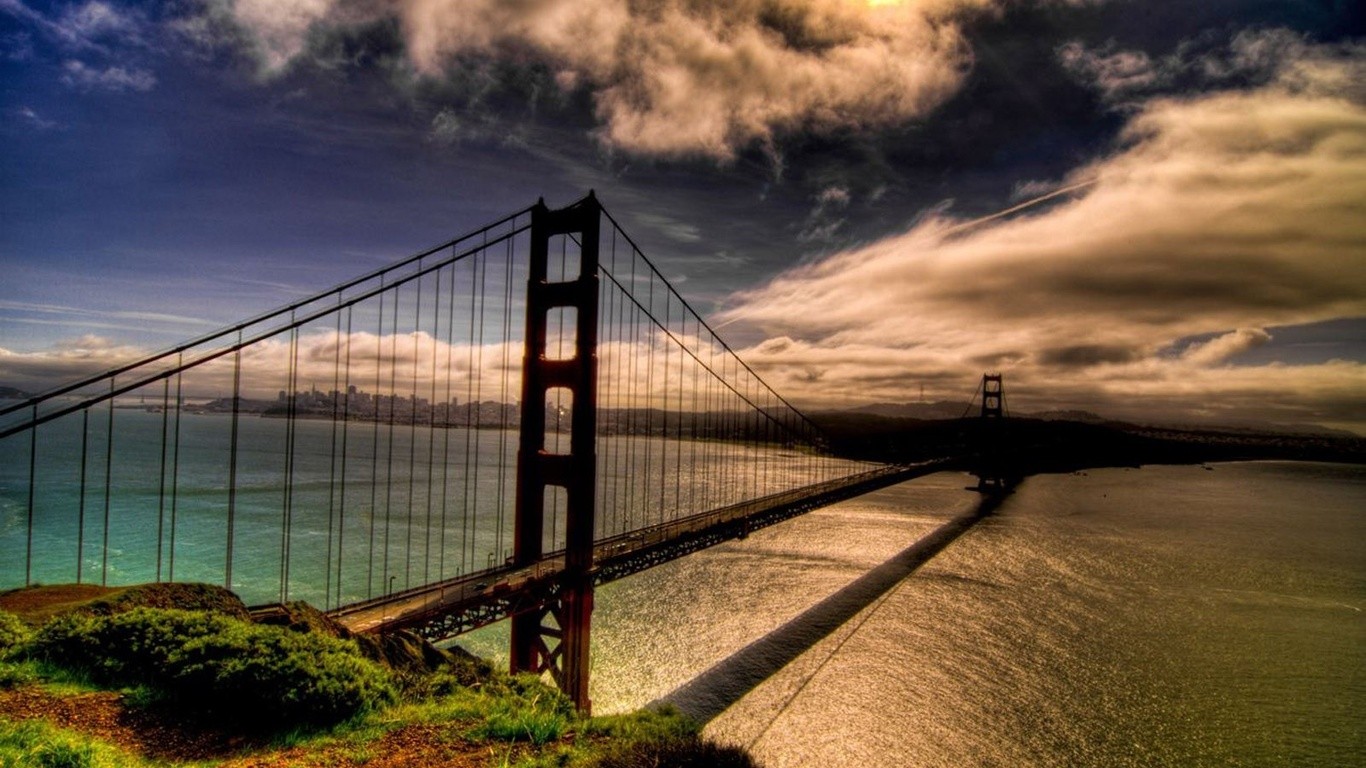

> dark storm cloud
[1036,344,1142,368]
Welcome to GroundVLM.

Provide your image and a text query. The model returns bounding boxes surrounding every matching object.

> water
[458,461,1364,766]
[0,408,864,607]
[4,409,1361,764]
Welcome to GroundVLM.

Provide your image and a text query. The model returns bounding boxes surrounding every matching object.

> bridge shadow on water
[657,491,1007,723]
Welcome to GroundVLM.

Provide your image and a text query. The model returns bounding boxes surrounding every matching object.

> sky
[1,0,1364,433]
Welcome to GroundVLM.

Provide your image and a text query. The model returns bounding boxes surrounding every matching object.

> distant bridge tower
[972,373,1012,494]
[980,373,1004,420]
[511,193,600,712]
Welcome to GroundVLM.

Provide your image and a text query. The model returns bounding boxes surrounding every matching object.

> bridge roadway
[329,459,957,642]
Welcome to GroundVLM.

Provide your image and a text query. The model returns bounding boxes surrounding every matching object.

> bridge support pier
[510,194,600,712]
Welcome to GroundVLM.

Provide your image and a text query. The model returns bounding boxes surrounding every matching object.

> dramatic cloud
[1058,41,1166,100]
[0,0,148,52]
[1058,28,1336,105]
[719,41,1366,431]
[53,0,145,48]
[0,335,148,392]
[798,185,853,243]
[1179,328,1272,366]
[60,58,156,91]
[224,0,995,158]
[0,328,766,419]
[231,0,337,70]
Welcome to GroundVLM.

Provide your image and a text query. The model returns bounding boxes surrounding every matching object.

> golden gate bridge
[0,193,1008,711]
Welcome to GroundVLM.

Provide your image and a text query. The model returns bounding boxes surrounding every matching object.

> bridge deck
[329,460,956,641]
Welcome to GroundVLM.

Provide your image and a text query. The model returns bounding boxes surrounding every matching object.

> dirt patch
[0,684,266,761]
[0,583,250,625]
[0,585,119,624]
[218,724,508,768]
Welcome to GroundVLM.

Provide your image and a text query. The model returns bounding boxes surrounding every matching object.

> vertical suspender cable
[659,291,669,520]
[689,314,700,516]
[382,285,400,592]
[226,338,242,591]
[101,384,114,585]
[461,246,478,573]
[496,233,515,561]
[326,305,344,607]
[282,323,300,602]
[471,247,488,568]
[440,250,457,579]
[156,378,170,581]
[368,288,384,599]
[424,265,442,587]
[169,362,182,581]
[77,410,89,583]
[336,307,354,608]
[25,404,37,585]
[406,263,424,590]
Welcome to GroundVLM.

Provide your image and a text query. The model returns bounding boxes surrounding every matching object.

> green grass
[0,720,157,768]
[0,661,36,690]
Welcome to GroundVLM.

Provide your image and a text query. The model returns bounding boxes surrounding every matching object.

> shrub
[413,646,496,699]
[29,609,235,685]
[27,608,397,730]
[169,621,398,726]
[0,610,31,658]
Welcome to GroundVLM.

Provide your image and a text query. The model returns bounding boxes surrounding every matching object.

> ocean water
[458,461,1364,766]
[0,408,860,607]
[4,408,1361,765]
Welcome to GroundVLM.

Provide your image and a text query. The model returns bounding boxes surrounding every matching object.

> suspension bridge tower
[972,373,1013,494]
[510,193,601,712]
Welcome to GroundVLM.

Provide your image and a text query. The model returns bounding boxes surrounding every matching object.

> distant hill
[1025,409,1108,424]
[847,401,1108,423]
[810,411,1365,470]
[834,402,1349,438]
[846,401,971,420]
[0,385,30,400]
[1134,418,1358,439]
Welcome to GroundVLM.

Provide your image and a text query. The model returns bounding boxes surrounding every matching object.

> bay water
[3,406,1361,764]
[462,461,1364,766]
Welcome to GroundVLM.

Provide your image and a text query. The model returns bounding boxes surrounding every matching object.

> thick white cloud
[226,0,994,158]
[0,327,775,430]
[719,44,1366,431]
[0,335,148,392]
[231,0,338,70]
